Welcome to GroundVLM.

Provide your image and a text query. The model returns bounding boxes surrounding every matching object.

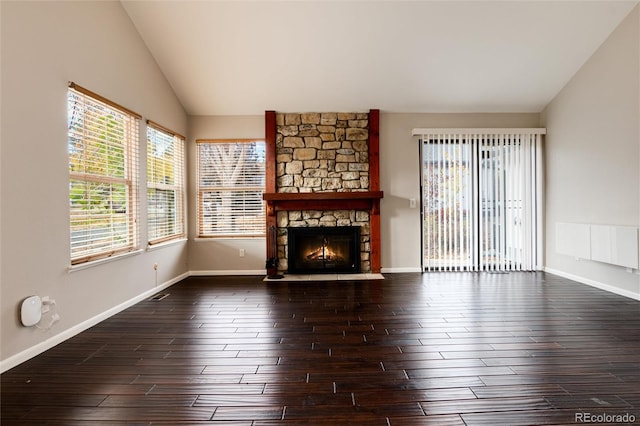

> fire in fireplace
[287,226,361,274]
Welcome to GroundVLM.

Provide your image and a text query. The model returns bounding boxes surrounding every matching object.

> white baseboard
[189,269,266,276]
[544,267,640,301]
[381,267,422,273]
[0,272,189,374]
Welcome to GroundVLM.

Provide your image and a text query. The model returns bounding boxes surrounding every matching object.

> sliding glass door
[420,131,543,272]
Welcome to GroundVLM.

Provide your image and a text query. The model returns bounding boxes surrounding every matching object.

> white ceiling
[122,1,638,116]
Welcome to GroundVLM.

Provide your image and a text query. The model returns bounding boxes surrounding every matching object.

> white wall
[1,1,188,370]
[187,115,266,274]
[541,5,640,298]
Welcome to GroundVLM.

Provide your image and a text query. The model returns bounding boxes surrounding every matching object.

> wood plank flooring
[2,272,640,425]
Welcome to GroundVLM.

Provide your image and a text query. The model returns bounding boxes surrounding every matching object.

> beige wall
[187,115,266,273]
[541,5,640,297]
[379,113,541,271]
[186,113,540,274]
[1,2,188,370]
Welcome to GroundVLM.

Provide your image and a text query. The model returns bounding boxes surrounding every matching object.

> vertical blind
[147,122,185,244]
[68,83,140,264]
[196,139,266,237]
[414,129,544,272]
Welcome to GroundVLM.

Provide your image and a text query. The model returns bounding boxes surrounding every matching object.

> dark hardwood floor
[2,272,640,425]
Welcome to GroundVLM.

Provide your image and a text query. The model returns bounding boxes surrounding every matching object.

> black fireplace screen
[288,226,361,274]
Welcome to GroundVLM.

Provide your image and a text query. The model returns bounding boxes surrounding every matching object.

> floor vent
[150,293,169,301]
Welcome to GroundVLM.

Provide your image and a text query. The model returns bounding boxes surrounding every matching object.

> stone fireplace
[263,110,382,274]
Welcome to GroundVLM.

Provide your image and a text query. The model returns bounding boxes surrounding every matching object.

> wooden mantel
[263,109,383,273]
[263,191,383,213]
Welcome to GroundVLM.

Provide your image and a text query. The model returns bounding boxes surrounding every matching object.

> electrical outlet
[409,198,417,208]
[153,263,158,270]
[239,249,245,257]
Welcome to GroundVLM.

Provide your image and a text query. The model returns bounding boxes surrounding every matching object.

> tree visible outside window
[67,83,140,265]
[197,139,265,237]
[147,122,185,244]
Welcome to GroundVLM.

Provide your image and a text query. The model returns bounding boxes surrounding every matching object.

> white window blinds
[147,121,185,245]
[197,139,266,237]
[414,129,544,272]
[68,83,140,264]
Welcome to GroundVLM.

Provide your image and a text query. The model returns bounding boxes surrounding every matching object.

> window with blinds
[197,139,266,237]
[68,83,140,265]
[147,122,185,245]
[414,129,544,272]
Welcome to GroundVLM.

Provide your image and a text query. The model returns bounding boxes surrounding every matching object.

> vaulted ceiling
[122,1,638,116]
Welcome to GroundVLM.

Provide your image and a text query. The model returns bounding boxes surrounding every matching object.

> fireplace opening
[288,226,361,274]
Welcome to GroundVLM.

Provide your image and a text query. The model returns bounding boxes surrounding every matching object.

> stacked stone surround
[276,112,369,193]
[275,112,372,273]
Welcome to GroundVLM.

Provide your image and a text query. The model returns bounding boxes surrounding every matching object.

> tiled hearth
[263,273,384,282]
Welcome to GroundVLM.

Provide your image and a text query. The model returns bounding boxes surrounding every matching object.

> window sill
[68,249,144,272]
[146,238,187,251]
[194,236,265,242]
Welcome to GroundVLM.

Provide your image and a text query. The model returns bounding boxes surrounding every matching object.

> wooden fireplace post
[368,109,382,273]
[265,110,277,261]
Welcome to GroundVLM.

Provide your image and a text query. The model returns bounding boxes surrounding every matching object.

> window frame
[196,139,266,238]
[67,82,141,265]
[146,120,186,246]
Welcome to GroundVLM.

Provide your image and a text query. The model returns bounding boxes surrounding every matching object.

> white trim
[381,267,422,273]
[189,269,266,276]
[412,128,546,136]
[0,272,189,374]
[544,267,640,301]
